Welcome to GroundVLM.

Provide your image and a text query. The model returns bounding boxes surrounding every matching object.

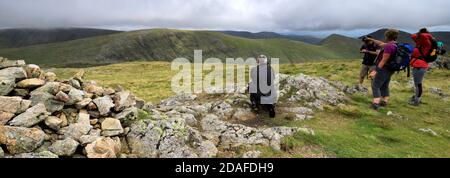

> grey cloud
[0,0,449,33]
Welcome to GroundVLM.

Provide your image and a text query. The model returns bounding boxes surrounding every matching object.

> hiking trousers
[372,68,394,98]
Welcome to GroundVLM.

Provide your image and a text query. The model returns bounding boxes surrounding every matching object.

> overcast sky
[1,0,450,36]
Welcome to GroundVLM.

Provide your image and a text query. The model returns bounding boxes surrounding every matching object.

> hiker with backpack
[249,55,277,118]
[359,35,381,85]
[409,28,438,106]
[365,29,403,110]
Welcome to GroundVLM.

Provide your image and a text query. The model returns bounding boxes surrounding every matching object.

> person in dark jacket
[359,35,380,85]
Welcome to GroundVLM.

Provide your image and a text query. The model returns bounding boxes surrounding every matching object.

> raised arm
[366,38,387,48]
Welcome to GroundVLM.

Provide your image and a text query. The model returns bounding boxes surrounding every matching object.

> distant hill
[219,31,323,45]
[0,29,362,67]
[0,28,121,48]
[364,28,413,44]
[320,34,362,58]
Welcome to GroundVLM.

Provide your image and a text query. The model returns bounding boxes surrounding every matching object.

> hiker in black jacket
[360,35,380,85]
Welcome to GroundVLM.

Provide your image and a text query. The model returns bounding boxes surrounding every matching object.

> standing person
[359,35,380,85]
[409,28,435,106]
[365,29,399,110]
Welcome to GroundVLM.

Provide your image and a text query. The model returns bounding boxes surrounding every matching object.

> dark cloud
[1,0,449,33]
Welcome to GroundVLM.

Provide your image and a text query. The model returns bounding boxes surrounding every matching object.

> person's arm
[367,51,378,55]
[366,38,386,47]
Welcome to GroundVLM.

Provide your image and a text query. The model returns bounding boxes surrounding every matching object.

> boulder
[0,58,25,69]
[45,116,63,131]
[9,103,49,127]
[93,96,114,116]
[0,112,15,125]
[79,129,101,146]
[68,78,81,89]
[0,146,4,157]
[0,67,28,81]
[63,113,93,141]
[55,91,70,103]
[85,137,121,158]
[24,64,42,78]
[101,118,124,136]
[49,138,79,156]
[0,67,27,95]
[211,101,234,118]
[29,92,64,113]
[83,81,104,95]
[113,91,136,111]
[75,98,92,109]
[44,72,57,82]
[0,79,15,96]
[16,78,46,88]
[115,107,138,124]
[0,126,46,154]
[0,96,31,114]
[67,88,85,105]
[31,82,60,95]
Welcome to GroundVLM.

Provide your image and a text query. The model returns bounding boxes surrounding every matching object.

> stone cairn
[1,57,355,158]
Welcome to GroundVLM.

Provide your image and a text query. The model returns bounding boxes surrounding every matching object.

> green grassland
[0,29,361,67]
[50,59,450,158]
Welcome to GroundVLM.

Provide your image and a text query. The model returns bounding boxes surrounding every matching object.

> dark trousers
[372,68,394,98]
[250,93,275,118]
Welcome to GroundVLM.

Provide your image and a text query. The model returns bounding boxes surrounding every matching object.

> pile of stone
[0,57,314,158]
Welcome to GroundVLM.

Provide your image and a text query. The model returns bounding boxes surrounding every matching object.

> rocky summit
[0,57,357,158]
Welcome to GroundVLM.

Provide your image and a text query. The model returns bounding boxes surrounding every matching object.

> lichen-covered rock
[0,58,25,69]
[196,140,218,158]
[0,126,46,154]
[49,138,79,156]
[9,103,49,127]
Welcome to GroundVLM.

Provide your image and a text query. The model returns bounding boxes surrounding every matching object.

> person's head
[419,28,429,34]
[363,35,373,44]
[384,29,399,42]
[258,55,268,64]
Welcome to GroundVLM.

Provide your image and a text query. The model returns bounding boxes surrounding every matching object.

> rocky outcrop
[0,57,356,158]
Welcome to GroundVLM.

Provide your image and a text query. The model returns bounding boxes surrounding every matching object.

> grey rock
[0,67,27,81]
[45,116,63,131]
[67,88,85,105]
[0,147,3,157]
[113,91,136,111]
[101,118,124,137]
[79,129,101,146]
[93,96,114,116]
[49,138,79,156]
[29,91,64,113]
[0,58,25,69]
[75,98,92,109]
[196,140,218,158]
[0,78,15,96]
[9,103,49,127]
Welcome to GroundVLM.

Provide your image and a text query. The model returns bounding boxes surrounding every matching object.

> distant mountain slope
[0,28,121,48]
[364,28,413,44]
[219,31,323,44]
[0,29,361,67]
[320,34,362,58]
